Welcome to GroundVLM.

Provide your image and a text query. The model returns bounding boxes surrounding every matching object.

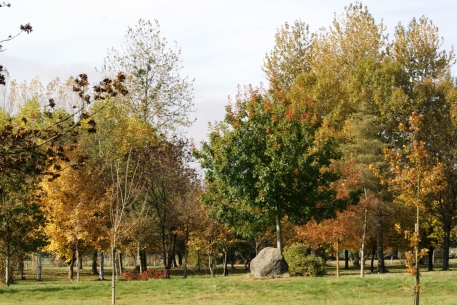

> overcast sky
[2,1,457,144]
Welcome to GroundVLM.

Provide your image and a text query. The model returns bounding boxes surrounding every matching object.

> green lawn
[1,262,456,305]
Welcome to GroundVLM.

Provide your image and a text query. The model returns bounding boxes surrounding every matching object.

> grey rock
[250,247,288,277]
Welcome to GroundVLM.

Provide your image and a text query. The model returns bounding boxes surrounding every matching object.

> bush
[283,243,326,277]
[121,269,170,280]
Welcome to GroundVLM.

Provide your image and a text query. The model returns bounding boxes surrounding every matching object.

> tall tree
[99,19,194,135]
[263,20,313,98]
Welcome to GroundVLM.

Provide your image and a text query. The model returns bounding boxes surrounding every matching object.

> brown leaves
[19,23,32,34]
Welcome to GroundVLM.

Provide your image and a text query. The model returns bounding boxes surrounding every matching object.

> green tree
[196,86,353,254]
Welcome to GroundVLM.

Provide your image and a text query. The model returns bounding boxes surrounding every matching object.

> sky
[2,0,457,145]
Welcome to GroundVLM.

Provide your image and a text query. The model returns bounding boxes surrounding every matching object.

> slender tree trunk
[442,220,451,270]
[428,246,434,271]
[377,214,386,273]
[92,251,98,275]
[360,208,368,278]
[99,252,105,280]
[414,204,420,305]
[118,252,123,276]
[137,242,142,273]
[111,246,116,305]
[5,247,11,286]
[370,249,375,273]
[37,251,42,282]
[167,233,177,269]
[230,247,235,270]
[160,225,167,269]
[18,255,25,280]
[336,241,340,278]
[183,229,189,279]
[197,250,201,272]
[140,251,147,272]
[208,252,215,278]
[276,202,282,255]
[76,248,80,283]
[344,250,349,269]
[223,249,228,276]
[79,253,83,270]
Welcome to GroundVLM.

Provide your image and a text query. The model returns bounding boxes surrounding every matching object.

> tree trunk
[183,229,189,279]
[336,241,340,278]
[428,246,434,271]
[370,249,375,273]
[140,250,147,272]
[68,255,75,280]
[230,247,235,269]
[223,250,228,276]
[377,214,386,273]
[166,233,177,269]
[99,252,105,280]
[276,202,282,255]
[18,255,25,280]
[208,252,215,278]
[118,252,123,275]
[5,248,11,286]
[197,250,201,272]
[111,246,116,305]
[137,242,142,273]
[92,251,98,275]
[344,250,349,269]
[442,220,451,270]
[160,225,167,269]
[37,251,42,282]
[76,247,80,283]
[360,208,368,278]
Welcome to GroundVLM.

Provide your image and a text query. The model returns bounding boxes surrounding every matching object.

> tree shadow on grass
[0,284,90,295]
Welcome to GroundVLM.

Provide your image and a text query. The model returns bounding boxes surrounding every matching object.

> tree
[196,86,355,254]
[0,183,45,286]
[99,19,194,135]
[109,150,146,305]
[40,158,110,282]
[385,113,447,305]
[137,139,195,271]
[263,20,313,97]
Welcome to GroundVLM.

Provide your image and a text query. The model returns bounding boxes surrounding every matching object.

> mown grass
[1,262,457,304]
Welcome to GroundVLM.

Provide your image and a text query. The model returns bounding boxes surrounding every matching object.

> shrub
[121,269,170,280]
[283,243,326,277]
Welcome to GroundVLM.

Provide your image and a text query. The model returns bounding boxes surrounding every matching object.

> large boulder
[250,247,288,277]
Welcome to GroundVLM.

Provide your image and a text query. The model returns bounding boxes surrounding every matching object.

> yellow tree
[384,113,446,305]
[41,160,110,282]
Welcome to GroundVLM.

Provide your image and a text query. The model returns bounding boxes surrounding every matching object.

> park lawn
[0,267,456,305]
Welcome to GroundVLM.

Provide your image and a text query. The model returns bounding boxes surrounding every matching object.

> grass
[1,260,457,304]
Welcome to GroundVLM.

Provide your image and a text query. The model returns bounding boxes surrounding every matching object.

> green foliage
[283,243,326,277]
[196,87,349,243]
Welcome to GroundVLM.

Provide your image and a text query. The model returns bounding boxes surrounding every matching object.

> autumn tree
[41,160,110,282]
[109,150,147,305]
[136,139,196,271]
[263,20,313,98]
[385,113,448,304]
